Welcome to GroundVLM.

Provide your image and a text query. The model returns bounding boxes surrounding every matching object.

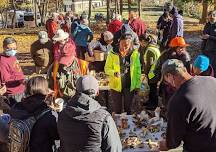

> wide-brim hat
[53,29,69,41]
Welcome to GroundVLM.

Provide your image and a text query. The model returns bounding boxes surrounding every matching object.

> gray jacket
[58,93,122,152]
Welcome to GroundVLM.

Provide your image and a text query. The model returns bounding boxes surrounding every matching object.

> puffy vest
[58,108,110,152]
[104,49,141,92]
[143,45,161,79]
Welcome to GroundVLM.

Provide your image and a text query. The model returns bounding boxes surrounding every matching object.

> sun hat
[169,37,190,48]
[52,29,69,41]
[193,55,210,72]
[38,31,49,44]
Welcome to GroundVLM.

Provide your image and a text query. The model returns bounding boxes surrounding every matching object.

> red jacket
[108,19,123,34]
[53,37,77,67]
[129,18,147,37]
[0,55,25,95]
[46,19,58,39]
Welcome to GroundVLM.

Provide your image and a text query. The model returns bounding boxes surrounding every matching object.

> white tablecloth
[115,115,167,152]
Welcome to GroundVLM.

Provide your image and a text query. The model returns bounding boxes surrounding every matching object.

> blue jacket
[72,24,93,47]
[169,7,184,40]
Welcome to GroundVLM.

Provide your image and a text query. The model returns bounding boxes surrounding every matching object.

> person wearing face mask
[159,59,216,152]
[105,34,141,114]
[153,36,191,107]
[201,10,216,77]
[31,31,54,74]
[48,29,80,99]
[0,37,25,105]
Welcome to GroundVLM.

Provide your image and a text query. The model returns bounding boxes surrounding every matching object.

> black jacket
[202,22,216,52]
[9,94,59,152]
[58,93,122,152]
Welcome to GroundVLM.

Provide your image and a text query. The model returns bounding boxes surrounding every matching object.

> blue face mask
[4,49,17,57]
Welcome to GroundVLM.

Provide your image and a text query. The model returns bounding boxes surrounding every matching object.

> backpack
[8,109,51,152]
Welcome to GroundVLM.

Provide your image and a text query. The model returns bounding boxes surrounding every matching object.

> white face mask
[4,49,17,56]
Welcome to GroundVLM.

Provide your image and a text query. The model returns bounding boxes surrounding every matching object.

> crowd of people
[1,3,216,152]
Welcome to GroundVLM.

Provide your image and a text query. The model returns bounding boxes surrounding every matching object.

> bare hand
[202,34,210,40]
[159,139,169,151]
[0,85,6,95]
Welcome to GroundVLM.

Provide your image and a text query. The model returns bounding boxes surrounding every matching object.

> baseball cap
[193,55,210,72]
[38,31,49,44]
[76,75,99,96]
[161,59,185,76]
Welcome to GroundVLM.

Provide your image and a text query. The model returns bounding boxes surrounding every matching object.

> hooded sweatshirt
[9,94,59,152]
[58,93,122,152]
[169,7,184,40]
[113,24,140,50]
[72,24,93,47]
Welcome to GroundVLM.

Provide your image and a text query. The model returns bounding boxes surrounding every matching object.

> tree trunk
[200,0,208,24]
[11,0,16,29]
[106,0,110,24]
[120,0,123,15]
[40,4,44,25]
[5,10,8,28]
[117,0,120,14]
[138,0,141,17]
[0,12,4,27]
[56,0,58,12]
[88,0,92,24]
[214,0,216,10]
[115,0,117,14]
[128,0,131,13]
[45,0,49,21]
[34,0,37,27]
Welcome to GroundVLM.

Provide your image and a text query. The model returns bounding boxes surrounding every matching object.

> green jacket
[105,49,141,92]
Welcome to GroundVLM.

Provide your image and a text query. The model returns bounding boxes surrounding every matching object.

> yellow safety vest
[143,45,161,79]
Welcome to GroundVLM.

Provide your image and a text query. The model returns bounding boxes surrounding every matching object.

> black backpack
[8,109,51,152]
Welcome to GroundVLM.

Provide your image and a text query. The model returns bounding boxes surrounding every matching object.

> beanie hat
[76,75,99,96]
[193,55,210,72]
